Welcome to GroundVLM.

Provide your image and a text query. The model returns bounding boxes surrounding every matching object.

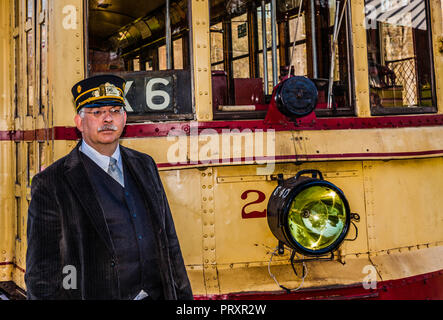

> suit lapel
[64,141,115,254]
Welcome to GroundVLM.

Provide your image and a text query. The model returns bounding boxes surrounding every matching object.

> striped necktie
[107,157,124,187]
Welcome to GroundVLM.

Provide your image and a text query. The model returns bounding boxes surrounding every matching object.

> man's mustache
[98,124,118,132]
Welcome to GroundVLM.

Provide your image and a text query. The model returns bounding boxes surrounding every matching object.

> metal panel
[212,161,368,266]
[365,157,443,251]
[431,0,443,114]
[0,142,15,283]
[52,0,85,127]
[159,168,204,266]
[371,246,443,281]
[0,0,15,283]
[191,0,212,121]
[351,0,371,117]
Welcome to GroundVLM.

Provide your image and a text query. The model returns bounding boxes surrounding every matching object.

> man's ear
[74,113,83,133]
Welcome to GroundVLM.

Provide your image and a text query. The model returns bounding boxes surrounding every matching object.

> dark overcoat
[25,141,193,300]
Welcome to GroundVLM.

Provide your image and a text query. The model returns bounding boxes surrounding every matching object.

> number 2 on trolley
[241,190,267,219]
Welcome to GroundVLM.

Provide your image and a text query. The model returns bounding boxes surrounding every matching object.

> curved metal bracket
[344,213,360,242]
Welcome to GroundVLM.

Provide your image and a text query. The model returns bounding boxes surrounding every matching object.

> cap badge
[91,82,121,98]
[101,82,121,97]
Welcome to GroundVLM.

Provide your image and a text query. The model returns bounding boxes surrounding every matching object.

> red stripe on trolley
[0,261,25,273]
[156,150,443,168]
[194,269,443,300]
[1,114,443,141]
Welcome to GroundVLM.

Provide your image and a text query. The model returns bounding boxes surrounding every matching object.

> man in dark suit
[25,75,193,300]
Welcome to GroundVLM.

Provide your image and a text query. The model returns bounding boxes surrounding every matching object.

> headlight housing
[275,76,318,118]
[267,170,351,256]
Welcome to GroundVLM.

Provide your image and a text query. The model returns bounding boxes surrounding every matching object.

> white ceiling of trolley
[88,0,165,48]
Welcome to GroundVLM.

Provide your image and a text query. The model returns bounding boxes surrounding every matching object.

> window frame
[83,0,194,122]
[209,0,357,120]
[366,0,437,116]
[310,0,356,117]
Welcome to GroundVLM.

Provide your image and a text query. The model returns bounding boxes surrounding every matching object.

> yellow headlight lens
[287,185,347,252]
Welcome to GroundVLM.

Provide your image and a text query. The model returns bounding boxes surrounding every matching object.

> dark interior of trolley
[87,0,436,119]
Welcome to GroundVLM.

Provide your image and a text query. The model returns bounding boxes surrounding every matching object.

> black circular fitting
[275,76,318,118]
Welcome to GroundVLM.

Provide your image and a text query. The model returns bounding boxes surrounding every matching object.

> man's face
[74,105,127,149]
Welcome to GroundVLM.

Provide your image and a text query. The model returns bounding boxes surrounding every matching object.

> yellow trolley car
[0,0,442,299]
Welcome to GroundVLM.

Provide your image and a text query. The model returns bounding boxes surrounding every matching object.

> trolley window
[365,0,437,114]
[209,0,355,120]
[86,0,192,122]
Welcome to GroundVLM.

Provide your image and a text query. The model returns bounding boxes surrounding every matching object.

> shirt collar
[80,140,123,173]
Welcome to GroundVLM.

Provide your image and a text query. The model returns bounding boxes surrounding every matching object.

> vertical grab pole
[327,1,340,109]
[310,0,318,78]
[261,0,269,95]
[270,0,278,87]
[166,0,172,69]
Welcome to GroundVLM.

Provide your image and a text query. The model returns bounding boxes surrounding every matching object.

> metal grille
[386,57,417,106]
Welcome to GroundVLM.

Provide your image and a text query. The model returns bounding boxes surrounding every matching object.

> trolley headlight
[275,76,318,118]
[267,170,351,256]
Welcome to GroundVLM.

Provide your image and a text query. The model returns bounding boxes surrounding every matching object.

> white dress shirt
[79,140,124,187]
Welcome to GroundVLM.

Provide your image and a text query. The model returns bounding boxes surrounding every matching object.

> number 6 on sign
[146,78,170,110]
